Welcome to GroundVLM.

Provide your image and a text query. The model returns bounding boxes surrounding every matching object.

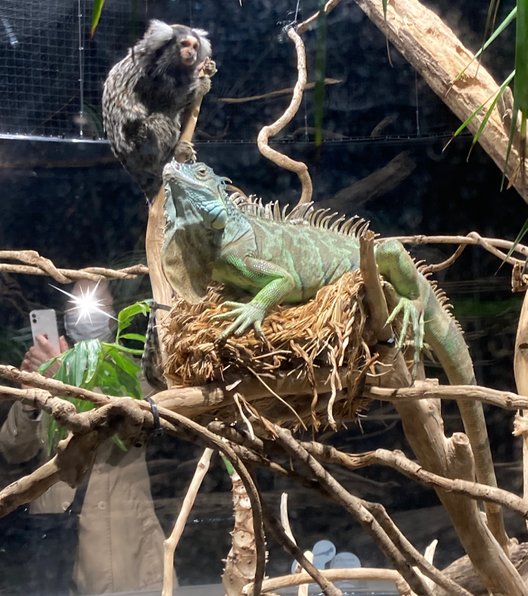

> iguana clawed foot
[212,301,267,340]
[386,296,425,374]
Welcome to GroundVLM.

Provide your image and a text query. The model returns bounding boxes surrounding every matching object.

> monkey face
[179,35,200,66]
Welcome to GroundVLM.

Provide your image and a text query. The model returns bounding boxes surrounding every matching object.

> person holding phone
[0,280,168,595]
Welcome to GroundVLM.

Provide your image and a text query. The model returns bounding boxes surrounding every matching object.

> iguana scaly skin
[160,160,501,531]
[161,159,463,382]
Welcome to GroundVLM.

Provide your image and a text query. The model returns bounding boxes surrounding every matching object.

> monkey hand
[174,140,197,163]
[200,57,217,78]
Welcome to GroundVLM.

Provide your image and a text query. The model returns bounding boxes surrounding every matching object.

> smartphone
[29,309,60,352]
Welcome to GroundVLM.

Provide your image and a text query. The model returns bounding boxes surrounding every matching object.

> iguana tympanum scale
[160,160,501,534]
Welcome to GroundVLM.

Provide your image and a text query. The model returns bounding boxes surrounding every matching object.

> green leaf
[116,300,150,343]
[453,7,516,85]
[468,74,516,158]
[90,0,106,37]
[105,344,141,378]
[445,71,515,151]
[515,0,528,111]
[119,332,147,344]
[113,435,128,452]
[55,347,77,385]
[40,301,148,454]
[221,454,235,476]
[84,339,102,385]
[110,344,144,356]
[38,355,60,376]
[504,217,528,262]
[72,341,90,386]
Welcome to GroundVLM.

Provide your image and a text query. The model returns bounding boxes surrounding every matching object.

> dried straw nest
[163,271,375,428]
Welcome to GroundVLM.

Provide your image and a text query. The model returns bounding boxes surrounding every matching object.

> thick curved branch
[256,26,312,205]
[271,425,434,594]
[365,381,528,410]
[353,0,528,202]
[303,442,528,519]
[0,251,147,281]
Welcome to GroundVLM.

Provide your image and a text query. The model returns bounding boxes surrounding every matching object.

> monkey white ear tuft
[145,20,174,49]
[192,29,212,59]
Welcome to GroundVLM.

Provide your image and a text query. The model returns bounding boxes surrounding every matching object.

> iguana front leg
[212,255,297,338]
[375,239,425,369]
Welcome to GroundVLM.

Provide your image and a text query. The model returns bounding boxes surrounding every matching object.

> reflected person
[0,280,167,595]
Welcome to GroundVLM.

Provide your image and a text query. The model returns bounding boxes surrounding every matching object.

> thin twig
[425,244,467,273]
[259,504,343,596]
[162,448,214,596]
[218,78,341,104]
[386,233,528,266]
[296,0,342,34]
[365,381,528,410]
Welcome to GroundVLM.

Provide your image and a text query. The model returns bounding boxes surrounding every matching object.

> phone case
[29,309,60,352]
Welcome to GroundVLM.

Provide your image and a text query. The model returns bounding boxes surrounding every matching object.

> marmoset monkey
[102,20,213,201]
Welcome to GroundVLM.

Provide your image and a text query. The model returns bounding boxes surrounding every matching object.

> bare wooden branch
[218,78,341,104]
[363,503,471,595]
[296,0,342,34]
[514,288,528,534]
[0,432,102,516]
[353,0,528,202]
[6,366,528,426]
[0,251,147,281]
[255,568,411,595]
[424,244,467,273]
[303,442,528,519]
[271,425,434,595]
[365,382,528,410]
[361,247,520,592]
[259,504,343,596]
[162,448,214,596]
[223,468,260,596]
[359,230,392,343]
[0,398,148,516]
[387,233,528,266]
[256,26,312,205]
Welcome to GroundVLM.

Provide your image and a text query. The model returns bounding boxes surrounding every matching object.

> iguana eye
[195,166,208,178]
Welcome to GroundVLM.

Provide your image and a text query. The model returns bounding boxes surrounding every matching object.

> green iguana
[160,159,464,382]
[160,159,500,521]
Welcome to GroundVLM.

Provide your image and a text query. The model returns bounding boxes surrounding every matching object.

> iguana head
[162,160,229,230]
[160,160,229,304]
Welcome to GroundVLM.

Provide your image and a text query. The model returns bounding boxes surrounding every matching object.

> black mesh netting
[0,0,143,138]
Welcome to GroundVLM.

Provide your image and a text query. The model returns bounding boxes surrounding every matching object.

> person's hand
[21,335,69,377]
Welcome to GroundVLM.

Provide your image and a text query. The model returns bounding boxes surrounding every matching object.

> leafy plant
[39,300,151,453]
[448,0,528,180]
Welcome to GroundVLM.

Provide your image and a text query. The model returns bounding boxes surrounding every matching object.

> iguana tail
[421,276,508,547]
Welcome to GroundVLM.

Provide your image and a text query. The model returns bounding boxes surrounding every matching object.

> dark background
[0,0,526,589]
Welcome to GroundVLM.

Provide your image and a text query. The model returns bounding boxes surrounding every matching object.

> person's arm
[0,401,43,463]
[0,335,68,463]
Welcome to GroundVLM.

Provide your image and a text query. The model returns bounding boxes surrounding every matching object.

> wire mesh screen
[0,0,142,139]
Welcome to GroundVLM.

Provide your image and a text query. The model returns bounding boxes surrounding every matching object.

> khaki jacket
[0,401,167,594]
